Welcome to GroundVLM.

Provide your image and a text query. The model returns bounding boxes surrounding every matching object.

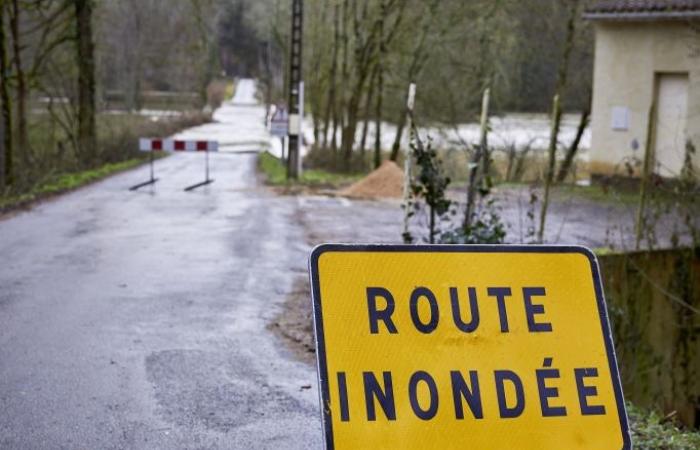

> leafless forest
[0,0,596,196]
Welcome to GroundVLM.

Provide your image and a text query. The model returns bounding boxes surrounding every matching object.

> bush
[207,79,230,110]
[440,200,506,244]
[98,112,210,164]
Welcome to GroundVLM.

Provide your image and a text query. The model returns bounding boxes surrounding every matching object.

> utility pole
[287,0,303,180]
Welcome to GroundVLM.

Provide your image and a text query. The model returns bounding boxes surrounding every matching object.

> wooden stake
[635,102,656,250]
[402,83,416,243]
[464,87,490,230]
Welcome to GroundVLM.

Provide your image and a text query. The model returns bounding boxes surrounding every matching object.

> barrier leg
[129,150,159,191]
[184,149,214,191]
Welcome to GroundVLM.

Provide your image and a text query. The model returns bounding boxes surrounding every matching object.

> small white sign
[288,114,301,136]
[270,107,289,137]
[611,106,630,131]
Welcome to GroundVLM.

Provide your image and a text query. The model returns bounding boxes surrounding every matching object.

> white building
[585,0,700,179]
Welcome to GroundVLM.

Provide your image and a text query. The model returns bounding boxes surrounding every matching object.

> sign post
[129,138,160,191]
[309,244,630,450]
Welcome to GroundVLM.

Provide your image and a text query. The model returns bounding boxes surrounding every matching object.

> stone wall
[598,248,700,427]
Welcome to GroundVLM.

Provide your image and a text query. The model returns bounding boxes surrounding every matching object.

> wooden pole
[635,102,656,250]
[402,83,416,243]
[464,87,490,230]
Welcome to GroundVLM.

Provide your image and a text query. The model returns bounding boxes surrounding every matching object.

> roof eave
[583,11,700,21]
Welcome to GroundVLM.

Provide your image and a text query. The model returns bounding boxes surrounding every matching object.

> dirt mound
[340,160,404,199]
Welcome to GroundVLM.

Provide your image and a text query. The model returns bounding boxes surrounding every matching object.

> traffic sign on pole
[270,106,289,137]
[309,244,630,450]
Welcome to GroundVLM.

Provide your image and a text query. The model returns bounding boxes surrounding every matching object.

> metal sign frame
[308,244,631,450]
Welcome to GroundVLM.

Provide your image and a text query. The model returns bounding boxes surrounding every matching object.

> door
[654,73,689,178]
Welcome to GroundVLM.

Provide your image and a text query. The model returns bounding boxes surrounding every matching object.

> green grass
[628,403,700,449]
[554,183,641,205]
[0,157,150,212]
[494,181,641,205]
[2,110,209,209]
[257,151,361,187]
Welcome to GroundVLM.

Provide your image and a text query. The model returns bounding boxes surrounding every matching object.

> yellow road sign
[309,245,630,450]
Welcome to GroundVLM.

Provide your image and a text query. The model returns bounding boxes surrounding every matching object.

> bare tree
[340,0,381,170]
[372,0,386,169]
[358,63,377,160]
[538,0,579,243]
[0,0,13,187]
[74,0,96,164]
[8,0,29,166]
[321,1,339,152]
[556,90,590,183]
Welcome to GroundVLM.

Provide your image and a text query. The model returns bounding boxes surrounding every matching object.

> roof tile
[586,0,700,15]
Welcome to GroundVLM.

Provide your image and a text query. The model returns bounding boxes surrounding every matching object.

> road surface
[0,80,323,449]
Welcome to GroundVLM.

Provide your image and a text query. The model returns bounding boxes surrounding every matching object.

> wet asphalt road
[2,79,325,449]
[0,150,323,448]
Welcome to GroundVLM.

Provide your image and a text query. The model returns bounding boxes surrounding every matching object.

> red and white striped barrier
[130,138,218,191]
[139,138,219,152]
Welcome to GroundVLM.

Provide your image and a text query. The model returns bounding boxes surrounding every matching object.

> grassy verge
[554,183,641,205]
[257,151,361,188]
[628,403,700,449]
[494,181,641,205]
[0,157,155,212]
[1,110,210,214]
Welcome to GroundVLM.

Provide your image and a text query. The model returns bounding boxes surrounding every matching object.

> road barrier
[130,138,219,191]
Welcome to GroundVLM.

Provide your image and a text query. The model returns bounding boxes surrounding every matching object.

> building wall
[598,247,700,428]
[589,21,700,177]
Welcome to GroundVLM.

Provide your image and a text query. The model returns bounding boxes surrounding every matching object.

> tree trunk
[309,13,327,150]
[556,103,590,183]
[9,0,28,167]
[74,0,97,165]
[338,0,385,172]
[336,0,349,158]
[341,68,372,171]
[388,0,438,162]
[373,0,386,169]
[359,65,378,162]
[536,0,579,243]
[321,3,340,152]
[373,63,383,169]
[0,0,13,187]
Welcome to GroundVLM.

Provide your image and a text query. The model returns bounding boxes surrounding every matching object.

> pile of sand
[340,160,404,199]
